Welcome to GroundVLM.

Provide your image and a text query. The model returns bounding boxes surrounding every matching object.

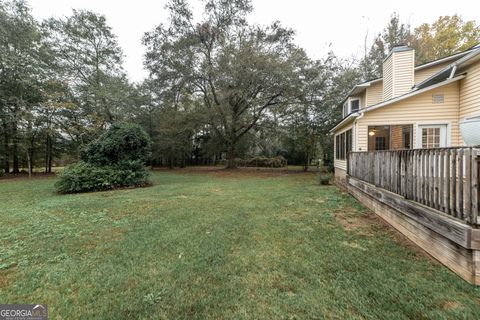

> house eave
[330,113,358,133]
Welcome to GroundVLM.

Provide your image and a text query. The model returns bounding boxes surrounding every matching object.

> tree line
[1,0,479,173]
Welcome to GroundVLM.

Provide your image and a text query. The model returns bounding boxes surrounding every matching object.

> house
[331,44,480,184]
[331,44,480,284]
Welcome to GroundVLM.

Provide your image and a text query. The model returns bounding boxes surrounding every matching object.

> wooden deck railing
[347,147,480,225]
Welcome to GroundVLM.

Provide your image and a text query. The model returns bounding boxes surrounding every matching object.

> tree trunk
[46,135,53,173]
[48,143,53,173]
[225,143,237,169]
[3,128,9,174]
[180,154,186,168]
[26,151,32,178]
[303,152,310,172]
[45,135,49,173]
[11,122,19,173]
[12,144,19,173]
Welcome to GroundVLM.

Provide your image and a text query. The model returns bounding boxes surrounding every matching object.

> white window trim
[343,98,361,118]
[342,102,349,118]
[349,98,360,113]
[415,121,451,148]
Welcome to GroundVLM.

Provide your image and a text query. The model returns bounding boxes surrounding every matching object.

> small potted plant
[318,160,331,185]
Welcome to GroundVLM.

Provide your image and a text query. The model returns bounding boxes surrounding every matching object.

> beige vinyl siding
[364,62,456,107]
[393,50,415,96]
[459,62,480,121]
[356,82,461,151]
[383,57,393,100]
[414,62,450,85]
[333,124,354,171]
[365,81,383,106]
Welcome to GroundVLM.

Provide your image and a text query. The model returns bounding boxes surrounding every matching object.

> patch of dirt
[443,301,463,311]
[342,241,367,251]
[335,209,377,234]
[0,269,16,289]
[335,208,435,261]
[82,227,125,251]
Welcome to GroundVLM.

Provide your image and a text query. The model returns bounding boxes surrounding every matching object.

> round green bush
[56,123,152,193]
[81,123,151,166]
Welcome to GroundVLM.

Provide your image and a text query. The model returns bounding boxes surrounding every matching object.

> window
[368,125,413,151]
[336,135,340,159]
[368,126,390,151]
[417,124,447,148]
[422,127,441,148]
[342,99,361,118]
[402,126,412,149]
[335,129,352,160]
[350,99,360,112]
[346,130,352,154]
[342,102,348,118]
[375,137,387,150]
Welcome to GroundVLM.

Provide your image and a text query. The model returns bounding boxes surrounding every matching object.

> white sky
[29,0,479,83]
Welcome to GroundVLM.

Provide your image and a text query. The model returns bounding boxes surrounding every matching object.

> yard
[1,169,479,319]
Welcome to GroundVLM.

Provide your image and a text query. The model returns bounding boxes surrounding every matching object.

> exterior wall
[365,81,383,106]
[364,62,457,108]
[333,123,354,171]
[356,82,461,152]
[383,56,393,100]
[334,167,347,186]
[393,50,415,97]
[459,62,480,122]
[414,62,450,85]
[383,49,414,100]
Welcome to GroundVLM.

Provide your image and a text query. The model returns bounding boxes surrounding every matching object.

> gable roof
[341,45,480,104]
[331,45,480,133]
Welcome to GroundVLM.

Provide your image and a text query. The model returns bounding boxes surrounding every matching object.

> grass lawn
[1,169,479,319]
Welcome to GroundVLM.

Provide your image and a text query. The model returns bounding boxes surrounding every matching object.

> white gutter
[329,113,358,133]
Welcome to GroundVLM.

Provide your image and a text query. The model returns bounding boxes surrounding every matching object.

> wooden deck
[346,147,480,284]
[348,147,480,225]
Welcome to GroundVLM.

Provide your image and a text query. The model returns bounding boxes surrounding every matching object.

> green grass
[1,170,479,319]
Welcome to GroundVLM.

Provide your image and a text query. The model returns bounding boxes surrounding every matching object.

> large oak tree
[143,0,302,168]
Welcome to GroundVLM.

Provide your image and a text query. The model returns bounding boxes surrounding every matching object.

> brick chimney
[383,46,415,100]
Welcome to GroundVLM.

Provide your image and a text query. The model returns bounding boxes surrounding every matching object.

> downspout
[353,111,364,152]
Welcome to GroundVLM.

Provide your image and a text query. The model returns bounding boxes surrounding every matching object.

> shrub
[237,156,287,168]
[55,161,150,193]
[56,123,152,193]
[81,123,151,166]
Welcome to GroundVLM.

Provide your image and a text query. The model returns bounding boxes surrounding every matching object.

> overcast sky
[29,0,479,83]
